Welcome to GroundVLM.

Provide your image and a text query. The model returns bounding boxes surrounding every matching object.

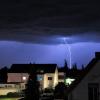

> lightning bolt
[67,44,72,69]
[63,38,72,69]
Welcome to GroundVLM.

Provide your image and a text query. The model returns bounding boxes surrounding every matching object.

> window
[37,75,43,81]
[58,75,65,79]
[48,77,52,80]
[88,83,99,100]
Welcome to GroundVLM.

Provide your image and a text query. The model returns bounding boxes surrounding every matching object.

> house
[58,65,83,86]
[67,52,100,100]
[7,64,59,90]
[58,67,66,83]
[0,64,68,95]
[0,82,24,95]
[0,62,83,96]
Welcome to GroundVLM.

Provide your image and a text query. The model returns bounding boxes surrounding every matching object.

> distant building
[0,62,84,96]
[67,52,100,100]
[7,64,59,90]
[58,67,66,83]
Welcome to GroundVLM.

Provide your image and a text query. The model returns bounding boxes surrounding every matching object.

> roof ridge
[67,52,100,94]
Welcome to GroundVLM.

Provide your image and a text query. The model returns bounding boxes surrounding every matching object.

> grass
[0,98,19,100]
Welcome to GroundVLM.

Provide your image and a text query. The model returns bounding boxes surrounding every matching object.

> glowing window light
[22,76,27,81]
[65,78,75,85]
[37,75,43,81]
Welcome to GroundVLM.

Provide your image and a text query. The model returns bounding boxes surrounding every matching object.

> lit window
[37,75,43,81]
[22,76,27,81]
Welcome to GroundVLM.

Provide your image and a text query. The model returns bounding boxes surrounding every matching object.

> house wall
[0,84,16,88]
[43,68,58,89]
[43,73,55,89]
[58,72,65,83]
[69,60,100,100]
[54,67,58,87]
[7,73,29,83]
[7,67,61,90]
[0,88,18,95]
[0,83,23,95]
[7,72,57,90]
[43,74,48,89]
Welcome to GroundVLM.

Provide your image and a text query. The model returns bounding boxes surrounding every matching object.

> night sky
[0,0,100,68]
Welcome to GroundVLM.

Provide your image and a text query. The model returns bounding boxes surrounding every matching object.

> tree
[82,64,85,70]
[64,59,69,70]
[0,66,8,83]
[72,63,77,70]
[24,70,40,100]
[63,59,69,76]
[54,82,68,100]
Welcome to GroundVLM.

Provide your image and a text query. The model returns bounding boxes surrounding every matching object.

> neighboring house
[58,67,66,83]
[58,66,83,86]
[67,52,100,100]
[7,64,59,90]
[0,62,84,96]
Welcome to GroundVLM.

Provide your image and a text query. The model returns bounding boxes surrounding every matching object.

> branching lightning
[67,44,72,69]
[63,38,72,69]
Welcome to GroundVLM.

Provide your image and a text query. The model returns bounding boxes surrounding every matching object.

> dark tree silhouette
[82,64,85,70]
[24,70,40,100]
[54,82,68,100]
[64,59,69,71]
[63,59,70,77]
[0,67,8,83]
[72,63,77,70]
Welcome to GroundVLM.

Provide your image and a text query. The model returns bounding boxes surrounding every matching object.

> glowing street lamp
[65,77,75,85]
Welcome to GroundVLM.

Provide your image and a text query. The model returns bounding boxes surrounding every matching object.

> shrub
[7,92,21,97]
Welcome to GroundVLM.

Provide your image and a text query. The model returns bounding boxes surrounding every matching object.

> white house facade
[68,52,100,100]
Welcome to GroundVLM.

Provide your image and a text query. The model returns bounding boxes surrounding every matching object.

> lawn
[0,98,19,100]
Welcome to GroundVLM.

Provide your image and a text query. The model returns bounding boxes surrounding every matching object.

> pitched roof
[67,52,100,94]
[8,64,57,73]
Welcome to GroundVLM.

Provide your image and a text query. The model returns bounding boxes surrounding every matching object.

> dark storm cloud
[0,0,100,44]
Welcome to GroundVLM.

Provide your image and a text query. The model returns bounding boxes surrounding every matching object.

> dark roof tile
[8,64,57,73]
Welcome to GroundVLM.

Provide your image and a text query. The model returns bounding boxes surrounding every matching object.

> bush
[24,72,40,100]
[7,92,21,97]
[54,82,68,100]
[43,88,54,93]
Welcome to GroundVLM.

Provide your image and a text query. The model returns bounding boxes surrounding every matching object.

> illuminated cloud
[0,32,100,44]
